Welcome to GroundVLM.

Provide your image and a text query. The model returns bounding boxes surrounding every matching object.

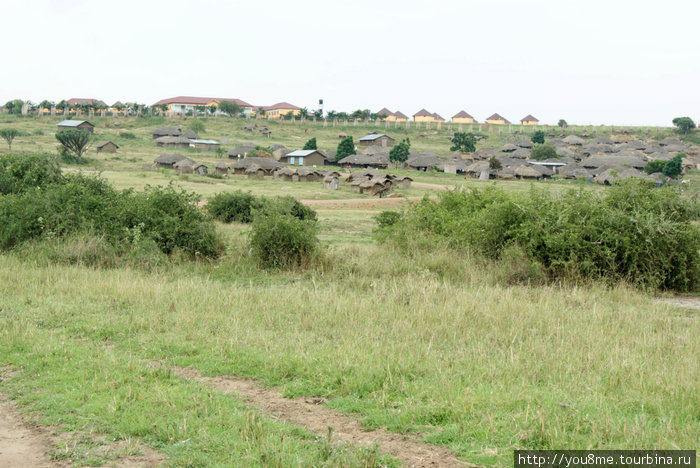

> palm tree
[326,110,337,121]
[299,107,309,119]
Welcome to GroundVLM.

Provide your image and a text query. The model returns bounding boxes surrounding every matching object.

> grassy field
[0,114,697,467]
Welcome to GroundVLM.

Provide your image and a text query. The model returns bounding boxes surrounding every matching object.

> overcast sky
[2,0,698,126]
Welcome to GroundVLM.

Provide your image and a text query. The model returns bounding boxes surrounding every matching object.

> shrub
[531,130,545,144]
[336,136,354,161]
[189,120,205,134]
[530,144,558,161]
[266,196,317,222]
[644,160,667,174]
[249,210,319,269]
[207,191,262,223]
[377,181,700,291]
[0,153,63,195]
[374,210,401,228]
[303,137,317,150]
[120,131,136,139]
[662,153,684,179]
[450,132,476,153]
[0,174,222,258]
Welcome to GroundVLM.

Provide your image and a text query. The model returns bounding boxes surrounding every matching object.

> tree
[218,100,242,117]
[389,138,410,165]
[189,120,205,134]
[530,143,558,161]
[302,137,317,150]
[644,160,667,175]
[257,107,266,118]
[0,128,20,151]
[662,153,684,179]
[450,132,477,153]
[531,130,545,144]
[335,136,354,161]
[558,119,567,128]
[313,109,323,119]
[208,105,217,116]
[55,130,91,159]
[326,110,337,121]
[672,117,696,135]
[489,157,502,170]
[299,107,309,120]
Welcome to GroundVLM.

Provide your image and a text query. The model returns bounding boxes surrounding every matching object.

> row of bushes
[0,154,321,269]
[375,181,700,291]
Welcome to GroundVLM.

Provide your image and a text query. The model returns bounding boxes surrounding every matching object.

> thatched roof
[405,154,442,169]
[511,148,531,159]
[555,147,578,158]
[269,143,288,151]
[173,158,199,168]
[154,153,187,165]
[516,139,533,149]
[182,130,199,139]
[582,153,647,169]
[595,167,650,185]
[582,143,614,155]
[501,143,518,152]
[152,126,182,137]
[563,135,585,145]
[245,164,265,174]
[591,137,613,145]
[514,166,541,178]
[155,136,191,145]
[660,138,683,146]
[227,142,257,156]
[474,147,499,159]
[95,141,118,149]
[616,140,645,151]
[465,161,490,173]
[230,157,283,171]
[215,161,230,169]
[338,153,390,166]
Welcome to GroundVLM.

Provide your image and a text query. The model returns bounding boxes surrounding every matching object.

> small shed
[95,141,119,153]
[358,133,395,148]
[56,120,94,133]
[280,150,328,167]
[189,139,220,151]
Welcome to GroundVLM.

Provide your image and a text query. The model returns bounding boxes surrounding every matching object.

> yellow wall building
[263,102,301,119]
[485,113,510,125]
[452,110,476,124]
[520,114,539,125]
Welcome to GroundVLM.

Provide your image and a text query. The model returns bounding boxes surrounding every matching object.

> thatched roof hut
[154,153,188,168]
[230,157,283,175]
[152,126,182,139]
[338,153,390,169]
[595,167,650,185]
[174,158,208,175]
[582,152,647,169]
[511,148,531,159]
[245,164,265,179]
[500,143,518,152]
[563,135,585,145]
[227,142,257,158]
[516,139,533,149]
[182,129,199,139]
[155,136,191,148]
[474,147,499,159]
[404,153,443,171]
[95,141,119,153]
[514,166,542,179]
[582,143,614,156]
[273,167,296,180]
[215,161,230,175]
[592,137,613,145]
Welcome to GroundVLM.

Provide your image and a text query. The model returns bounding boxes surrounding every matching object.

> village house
[56,120,94,133]
[262,102,301,119]
[452,110,476,124]
[359,133,395,148]
[153,96,254,116]
[520,114,539,126]
[376,108,395,120]
[95,141,119,153]
[392,111,409,122]
[413,109,437,123]
[432,112,446,123]
[280,149,329,167]
[485,113,510,125]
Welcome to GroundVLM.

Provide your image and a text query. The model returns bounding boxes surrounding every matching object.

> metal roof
[359,133,387,141]
[189,139,219,145]
[527,161,566,167]
[286,150,318,157]
[57,120,92,127]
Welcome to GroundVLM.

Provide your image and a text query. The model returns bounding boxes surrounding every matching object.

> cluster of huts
[152,126,221,151]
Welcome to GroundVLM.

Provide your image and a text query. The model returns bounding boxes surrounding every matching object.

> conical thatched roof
[155,136,191,145]
[215,161,230,169]
[511,148,531,159]
[154,153,187,165]
[172,157,198,168]
[582,152,647,169]
[182,130,199,139]
[563,135,585,145]
[555,147,578,158]
[514,166,541,178]
[474,148,499,159]
[227,142,256,156]
[582,143,614,155]
[595,167,650,185]
[660,138,683,146]
[516,139,533,149]
[592,137,613,145]
[152,126,182,137]
[500,143,518,152]
[230,157,283,171]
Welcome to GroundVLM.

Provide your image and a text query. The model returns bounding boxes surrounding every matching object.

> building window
[289,157,295,165]
[298,157,304,165]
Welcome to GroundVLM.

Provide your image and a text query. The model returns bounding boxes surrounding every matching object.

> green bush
[377,181,700,291]
[266,196,317,222]
[644,160,667,174]
[0,174,222,258]
[0,153,63,195]
[530,144,558,161]
[374,210,402,228]
[662,153,684,179]
[531,130,545,144]
[249,210,319,269]
[207,191,262,223]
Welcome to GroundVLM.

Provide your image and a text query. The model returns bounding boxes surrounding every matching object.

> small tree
[55,130,91,159]
[662,153,684,179]
[313,109,323,119]
[450,132,476,153]
[558,119,567,128]
[672,117,696,135]
[189,120,205,134]
[0,128,20,151]
[389,138,410,166]
[218,100,242,117]
[530,143,558,161]
[531,130,545,144]
[302,137,317,150]
[299,107,309,120]
[644,160,667,175]
[335,136,354,161]
[489,156,502,170]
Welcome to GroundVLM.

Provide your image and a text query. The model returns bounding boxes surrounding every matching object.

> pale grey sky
[2,0,698,126]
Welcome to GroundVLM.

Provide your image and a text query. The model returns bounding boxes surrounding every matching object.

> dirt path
[171,366,475,468]
[656,296,700,311]
[0,399,59,468]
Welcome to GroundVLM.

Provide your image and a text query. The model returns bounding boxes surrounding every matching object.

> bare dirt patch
[1,369,163,468]
[171,366,475,468]
[656,296,700,312]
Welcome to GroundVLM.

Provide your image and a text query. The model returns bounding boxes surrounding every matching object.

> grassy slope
[0,115,697,466]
